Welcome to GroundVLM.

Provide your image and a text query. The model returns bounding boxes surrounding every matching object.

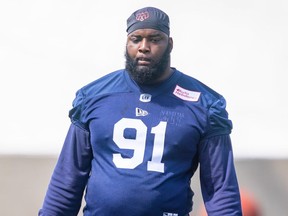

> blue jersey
[39,69,242,216]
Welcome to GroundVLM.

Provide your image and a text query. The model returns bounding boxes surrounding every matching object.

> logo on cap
[136,11,149,21]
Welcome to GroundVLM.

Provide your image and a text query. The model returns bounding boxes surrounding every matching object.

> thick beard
[125,44,171,85]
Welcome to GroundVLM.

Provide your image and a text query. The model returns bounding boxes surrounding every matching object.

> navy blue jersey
[40,69,242,216]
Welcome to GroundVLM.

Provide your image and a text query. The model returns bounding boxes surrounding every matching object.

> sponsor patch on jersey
[173,85,200,102]
[139,93,152,102]
[136,107,149,116]
[163,212,178,216]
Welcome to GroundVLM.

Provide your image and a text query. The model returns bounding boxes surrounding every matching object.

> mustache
[136,57,151,61]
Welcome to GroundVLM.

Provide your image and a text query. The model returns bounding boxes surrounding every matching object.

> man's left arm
[199,135,242,215]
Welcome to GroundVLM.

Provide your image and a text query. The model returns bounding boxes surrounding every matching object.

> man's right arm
[39,124,93,216]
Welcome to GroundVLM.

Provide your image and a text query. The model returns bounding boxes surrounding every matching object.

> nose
[138,39,150,53]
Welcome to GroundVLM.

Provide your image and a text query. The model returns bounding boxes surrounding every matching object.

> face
[125,29,173,85]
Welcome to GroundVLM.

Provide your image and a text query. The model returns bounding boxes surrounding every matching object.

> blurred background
[0,0,287,215]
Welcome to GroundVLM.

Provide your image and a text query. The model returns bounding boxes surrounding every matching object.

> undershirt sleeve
[198,135,242,215]
[39,123,93,216]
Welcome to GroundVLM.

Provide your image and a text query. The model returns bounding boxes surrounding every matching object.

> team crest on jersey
[136,107,149,116]
[173,85,200,102]
[139,93,152,102]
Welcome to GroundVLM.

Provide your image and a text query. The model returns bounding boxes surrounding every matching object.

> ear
[168,37,173,52]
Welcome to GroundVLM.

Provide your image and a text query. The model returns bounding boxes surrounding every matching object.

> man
[39,7,242,216]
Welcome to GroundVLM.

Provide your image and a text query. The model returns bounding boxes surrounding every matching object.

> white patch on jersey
[139,93,152,102]
[163,212,178,216]
[173,85,201,102]
[136,107,149,116]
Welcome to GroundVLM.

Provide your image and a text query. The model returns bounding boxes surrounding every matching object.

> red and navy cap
[126,7,170,35]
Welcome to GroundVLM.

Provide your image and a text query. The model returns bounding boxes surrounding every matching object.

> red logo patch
[136,11,149,21]
[173,85,201,102]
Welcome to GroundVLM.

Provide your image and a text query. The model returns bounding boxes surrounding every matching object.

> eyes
[129,35,163,44]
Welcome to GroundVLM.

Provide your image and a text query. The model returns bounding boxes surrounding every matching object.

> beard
[125,43,171,85]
